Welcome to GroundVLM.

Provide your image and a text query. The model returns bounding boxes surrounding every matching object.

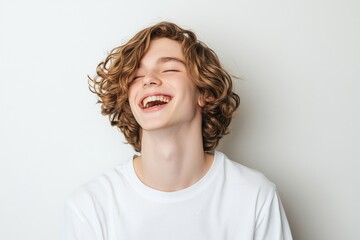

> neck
[133,120,213,192]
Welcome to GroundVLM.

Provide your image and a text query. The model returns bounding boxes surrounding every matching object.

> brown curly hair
[89,21,240,152]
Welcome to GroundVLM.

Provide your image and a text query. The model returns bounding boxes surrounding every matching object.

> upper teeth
[142,95,170,108]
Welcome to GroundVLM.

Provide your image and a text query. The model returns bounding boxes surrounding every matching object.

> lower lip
[141,103,169,113]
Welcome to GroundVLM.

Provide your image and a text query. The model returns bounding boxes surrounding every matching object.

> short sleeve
[254,190,293,240]
[62,198,102,240]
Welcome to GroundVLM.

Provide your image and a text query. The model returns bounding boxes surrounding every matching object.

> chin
[140,121,169,131]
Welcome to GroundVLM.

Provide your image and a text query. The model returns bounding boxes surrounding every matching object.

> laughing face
[128,38,203,132]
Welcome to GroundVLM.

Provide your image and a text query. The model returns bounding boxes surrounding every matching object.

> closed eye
[133,75,144,80]
[163,69,180,73]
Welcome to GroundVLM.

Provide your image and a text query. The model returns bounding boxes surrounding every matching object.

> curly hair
[89,21,240,152]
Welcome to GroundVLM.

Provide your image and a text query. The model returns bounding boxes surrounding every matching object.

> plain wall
[0,0,359,239]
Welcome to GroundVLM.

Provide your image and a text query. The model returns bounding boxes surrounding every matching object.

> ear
[198,94,214,107]
[198,95,206,107]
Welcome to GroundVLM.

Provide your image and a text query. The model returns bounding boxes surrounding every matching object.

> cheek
[129,100,136,114]
[128,87,137,112]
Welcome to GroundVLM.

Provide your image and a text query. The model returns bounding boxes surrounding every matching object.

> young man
[64,22,292,239]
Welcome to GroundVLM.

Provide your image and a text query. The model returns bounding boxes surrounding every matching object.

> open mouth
[141,95,172,109]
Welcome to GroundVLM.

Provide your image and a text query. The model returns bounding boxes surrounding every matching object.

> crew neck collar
[126,151,223,203]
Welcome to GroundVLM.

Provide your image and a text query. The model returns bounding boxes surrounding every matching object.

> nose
[142,73,162,88]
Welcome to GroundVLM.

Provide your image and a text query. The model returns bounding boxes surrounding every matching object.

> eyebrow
[157,57,186,65]
[137,57,186,70]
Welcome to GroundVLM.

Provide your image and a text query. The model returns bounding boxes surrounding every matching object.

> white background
[0,0,359,239]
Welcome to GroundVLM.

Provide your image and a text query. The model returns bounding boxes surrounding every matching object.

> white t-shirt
[63,151,292,240]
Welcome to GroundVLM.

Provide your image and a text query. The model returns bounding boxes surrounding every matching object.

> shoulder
[65,159,131,210]
[215,152,292,239]
[216,151,276,198]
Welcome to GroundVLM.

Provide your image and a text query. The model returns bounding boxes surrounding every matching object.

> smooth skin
[128,38,213,192]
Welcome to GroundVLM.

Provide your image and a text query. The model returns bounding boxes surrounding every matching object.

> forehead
[139,38,184,66]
